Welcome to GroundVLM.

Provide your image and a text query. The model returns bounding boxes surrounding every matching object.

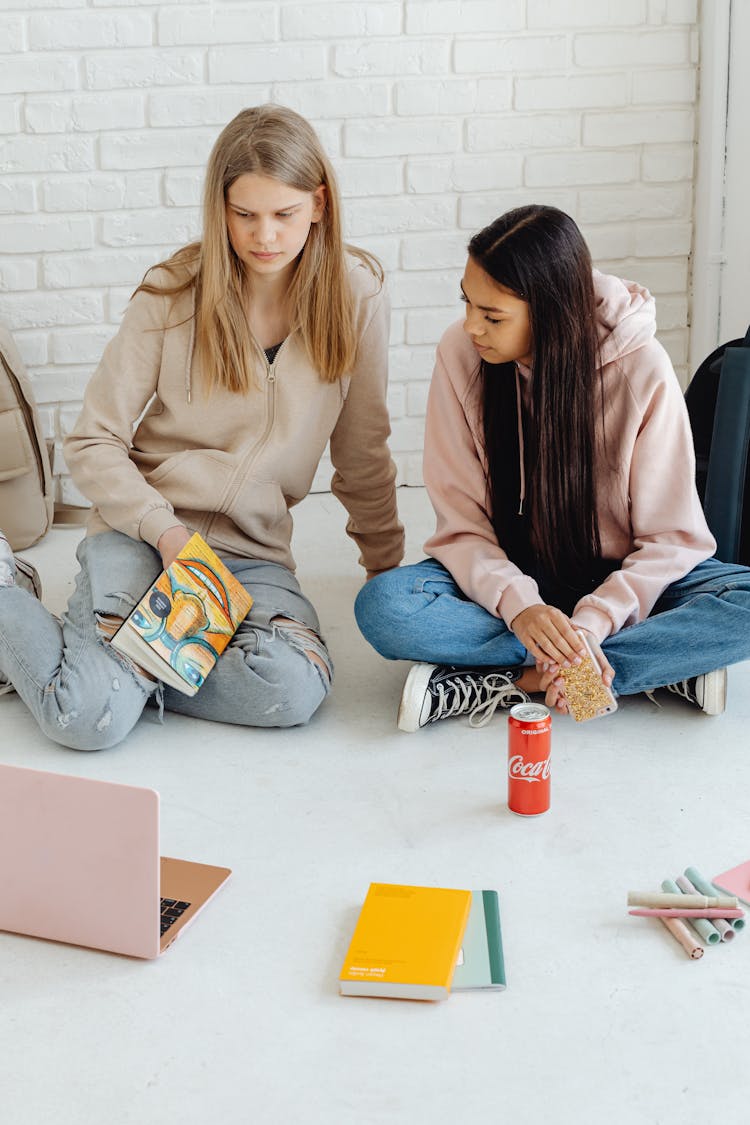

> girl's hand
[536,629,615,714]
[157,525,192,569]
[536,660,569,715]
[579,630,616,689]
[365,568,390,582]
[511,604,586,668]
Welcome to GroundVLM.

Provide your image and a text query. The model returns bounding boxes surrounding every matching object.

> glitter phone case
[559,630,618,722]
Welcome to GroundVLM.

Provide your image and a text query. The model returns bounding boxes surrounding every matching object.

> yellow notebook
[339,883,472,1001]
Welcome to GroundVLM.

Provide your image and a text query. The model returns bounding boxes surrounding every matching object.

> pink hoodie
[423,270,716,644]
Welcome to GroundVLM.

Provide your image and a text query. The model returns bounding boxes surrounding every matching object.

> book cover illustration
[339,882,472,1001]
[124,533,253,694]
[452,889,506,991]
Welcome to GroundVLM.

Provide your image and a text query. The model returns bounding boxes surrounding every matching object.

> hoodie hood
[593,268,656,368]
[512,269,656,383]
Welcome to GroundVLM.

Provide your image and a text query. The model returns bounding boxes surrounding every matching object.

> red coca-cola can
[507,702,551,816]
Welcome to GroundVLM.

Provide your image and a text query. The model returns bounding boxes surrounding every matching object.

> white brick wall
[0,0,699,501]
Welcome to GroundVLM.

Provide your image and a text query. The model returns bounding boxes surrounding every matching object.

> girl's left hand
[536,631,615,714]
[511,603,586,668]
[365,567,392,582]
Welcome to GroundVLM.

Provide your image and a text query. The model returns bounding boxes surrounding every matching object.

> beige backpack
[0,323,55,550]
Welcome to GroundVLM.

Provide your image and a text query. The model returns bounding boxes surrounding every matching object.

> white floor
[3,487,750,1125]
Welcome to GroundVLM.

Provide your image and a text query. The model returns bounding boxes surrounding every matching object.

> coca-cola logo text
[508,754,551,782]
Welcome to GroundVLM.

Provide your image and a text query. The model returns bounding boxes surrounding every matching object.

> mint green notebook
[452,889,506,991]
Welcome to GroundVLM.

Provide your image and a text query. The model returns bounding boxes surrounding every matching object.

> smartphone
[558,630,618,723]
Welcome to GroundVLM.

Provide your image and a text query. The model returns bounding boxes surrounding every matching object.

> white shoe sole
[698,668,727,716]
[397,663,438,733]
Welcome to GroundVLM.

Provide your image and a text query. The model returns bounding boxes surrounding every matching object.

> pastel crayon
[672,876,722,944]
[661,873,719,945]
[684,866,746,932]
[629,908,744,920]
[660,916,703,959]
[676,873,734,942]
[627,890,738,910]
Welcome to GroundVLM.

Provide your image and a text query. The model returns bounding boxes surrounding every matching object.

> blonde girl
[0,105,403,749]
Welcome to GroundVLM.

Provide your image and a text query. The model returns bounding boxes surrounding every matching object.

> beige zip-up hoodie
[64,255,404,574]
[424,270,716,643]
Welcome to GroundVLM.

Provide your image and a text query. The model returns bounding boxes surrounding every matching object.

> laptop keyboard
[160,898,191,936]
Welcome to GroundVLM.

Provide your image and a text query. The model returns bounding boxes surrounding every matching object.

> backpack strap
[53,502,90,527]
[703,325,750,563]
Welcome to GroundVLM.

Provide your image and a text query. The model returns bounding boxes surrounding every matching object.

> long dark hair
[468,205,602,593]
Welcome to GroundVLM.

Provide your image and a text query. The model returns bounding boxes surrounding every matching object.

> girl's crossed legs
[0,531,331,751]
[355,556,750,721]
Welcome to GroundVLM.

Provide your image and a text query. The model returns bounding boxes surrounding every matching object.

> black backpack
[684,326,750,565]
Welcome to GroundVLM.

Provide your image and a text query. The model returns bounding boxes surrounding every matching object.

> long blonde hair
[135,104,382,392]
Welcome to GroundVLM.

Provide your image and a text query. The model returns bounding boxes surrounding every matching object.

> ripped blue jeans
[0,531,332,751]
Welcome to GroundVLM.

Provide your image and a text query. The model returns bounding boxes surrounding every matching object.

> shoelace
[645,680,696,709]
[664,679,696,703]
[469,675,530,727]
[429,672,529,728]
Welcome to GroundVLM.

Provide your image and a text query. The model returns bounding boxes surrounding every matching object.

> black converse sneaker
[397,663,530,732]
[0,531,43,696]
[664,669,727,716]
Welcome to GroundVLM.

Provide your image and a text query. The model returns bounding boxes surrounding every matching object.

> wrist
[157,525,188,547]
[157,525,192,568]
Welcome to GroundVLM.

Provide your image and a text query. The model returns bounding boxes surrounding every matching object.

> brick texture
[0,1,699,497]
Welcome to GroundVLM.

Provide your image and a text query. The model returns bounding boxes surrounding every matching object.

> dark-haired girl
[355,205,750,730]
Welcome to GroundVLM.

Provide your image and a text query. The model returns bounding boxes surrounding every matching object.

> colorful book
[339,883,472,1001]
[111,532,253,696]
[452,889,506,991]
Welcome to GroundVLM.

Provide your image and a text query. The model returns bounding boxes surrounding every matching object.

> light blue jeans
[354,556,750,695]
[0,531,332,751]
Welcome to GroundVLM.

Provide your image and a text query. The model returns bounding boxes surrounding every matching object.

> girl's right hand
[536,628,615,715]
[510,604,586,668]
[157,525,192,569]
[536,661,569,714]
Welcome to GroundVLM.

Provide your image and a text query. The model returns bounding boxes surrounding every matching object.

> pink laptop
[0,763,231,959]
